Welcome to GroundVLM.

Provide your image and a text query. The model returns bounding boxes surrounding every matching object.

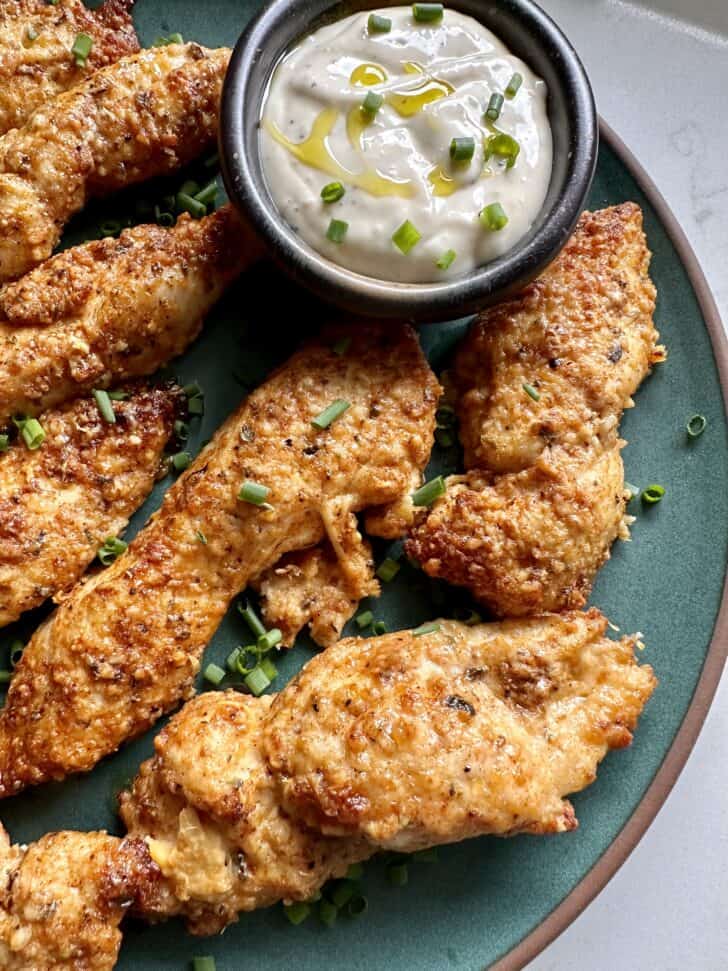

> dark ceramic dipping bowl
[220,0,597,321]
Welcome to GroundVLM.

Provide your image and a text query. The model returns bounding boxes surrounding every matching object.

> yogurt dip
[259,5,552,283]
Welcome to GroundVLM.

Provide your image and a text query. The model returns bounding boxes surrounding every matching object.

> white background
[530,3,728,970]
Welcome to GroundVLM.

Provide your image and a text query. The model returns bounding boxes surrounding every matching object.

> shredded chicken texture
[0,383,181,628]
[119,609,654,938]
[0,323,439,797]
[408,204,663,616]
[0,42,230,283]
[0,206,258,426]
[0,0,139,136]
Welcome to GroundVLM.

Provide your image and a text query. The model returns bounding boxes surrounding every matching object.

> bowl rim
[220,0,598,320]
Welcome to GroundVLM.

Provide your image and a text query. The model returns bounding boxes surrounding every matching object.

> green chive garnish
[154,206,174,227]
[641,484,665,505]
[686,414,706,438]
[153,32,184,47]
[505,72,523,98]
[257,628,282,652]
[321,182,346,204]
[435,427,454,447]
[345,895,368,918]
[373,620,387,635]
[413,3,443,22]
[284,901,311,925]
[355,610,374,629]
[412,475,446,507]
[99,220,122,237]
[244,664,271,696]
[238,601,266,638]
[362,91,384,115]
[107,390,129,401]
[20,418,45,450]
[484,132,520,169]
[326,218,349,243]
[311,399,350,430]
[436,249,456,270]
[485,92,504,122]
[319,899,338,927]
[258,655,278,681]
[0,671,11,685]
[376,557,400,583]
[92,389,116,424]
[194,180,218,207]
[387,861,409,885]
[522,382,540,401]
[332,335,352,356]
[238,480,271,506]
[174,419,190,441]
[346,863,364,880]
[368,12,392,32]
[9,640,24,668]
[392,219,421,254]
[226,647,242,672]
[480,202,508,231]
[203,663,226,686]
[183,381,202,398]
[71,32,93,67]
[195,529,207,544]
[0,434,9,453]
[449,137,475,162]
[412,621,441,637]
[187,395,204,416]
[624,482,639,501]
[169,451,192,472]
[98,535,127,566]
[176,192,207,219]
[191,959,215,971]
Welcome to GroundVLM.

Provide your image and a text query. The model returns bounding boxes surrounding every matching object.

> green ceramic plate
[2,3,728,969]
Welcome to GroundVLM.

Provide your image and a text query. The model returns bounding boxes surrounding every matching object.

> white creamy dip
[259,6,552,283]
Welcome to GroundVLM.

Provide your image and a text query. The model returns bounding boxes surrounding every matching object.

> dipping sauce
[260,5,552,283]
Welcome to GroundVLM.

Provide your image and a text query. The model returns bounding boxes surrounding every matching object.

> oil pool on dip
[259,4,552,283]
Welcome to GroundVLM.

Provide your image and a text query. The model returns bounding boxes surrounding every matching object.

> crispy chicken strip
[0,384,181,628]
[119,609,654,937]
[0,0,139,136]
[408,204,663,615]
[0,323,439,796]
[0,42,230,283]
[0,206,258,426]
[0,825,159,971]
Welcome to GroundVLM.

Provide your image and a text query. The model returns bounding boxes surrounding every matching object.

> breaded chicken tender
[0,384,181,627]
[0,0,139,136]
[0,206,258,426]
[408,204,662,615]
[0,323,439,796]
[0,43,230,282]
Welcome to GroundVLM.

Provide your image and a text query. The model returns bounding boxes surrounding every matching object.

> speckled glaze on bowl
[219,0,598,320]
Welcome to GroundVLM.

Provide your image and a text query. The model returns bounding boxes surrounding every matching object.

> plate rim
[490,117,728,971]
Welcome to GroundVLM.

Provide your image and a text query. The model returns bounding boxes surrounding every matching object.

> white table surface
[528,3,728,970]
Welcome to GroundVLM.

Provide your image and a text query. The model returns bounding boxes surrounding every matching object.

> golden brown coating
[0,384,181,628]
[0,206,258,426]
[0,0,139,136]
[265,610,656,851]
[252,540,379,648]
[0,43,230,283]
[408,204,662,615]
[0,825,156,971]
[0,323,439,796]
[120,692,368,935]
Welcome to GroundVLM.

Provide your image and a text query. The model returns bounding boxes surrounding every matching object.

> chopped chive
[413,621,441,637]
[259,655,278,681]
[505,72,523,98]
[346,863,364,880]
[319,899,338,927]
[107,390,129,401]
[368,12,392,32]
[194,180,218,207]
[154,206,174,227]
[9,640,24,668]
[180,180,200,197]
[235,647,259,677]
[92,389,116,424]
[387,861,409,886]
[522,382,540,401]
[362,90,384,115]
[326,218,349,243]
[195,529,207,544]
[99,220,122,237]
[436,248,457,270]
[332,335,352,356]
[345,894,368,918]
[153,32,184,46]
[71,32,92,67]
[0,671,11,685]
[191,959,215,971]
[238,601,266,638]
[641,484,665,505]
[257,628,282,652]
[98,535,127,566]
[169,450,192,472]
[176,192,207,219]
[413,3,444,22]
[480,202,509,231]
[686,414,706,438]
[392,219,421,254]
[373,620,387,635]
[321,181,346,204]
[174,419,190,441]
[238,480,271,506]
[329,879,358,909]
[449,137,475,162]
[485,92,504,122]
[311,399,350,430]
[203,663,226,686]
[187,395,204,416]
[376,557,400,583]
[20,418,45,450]
[183,382,202,398]
[0,434,8,453]
[412,475,446,507]
[453,607,481,625]
[435,427,454,447]
[624,482,639,501]
[284,901,311,925]
[244,664,271,696]
[226,647,242,672]
[436,405,455,425]
[355,610,374,629]
[484,132,520,169]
